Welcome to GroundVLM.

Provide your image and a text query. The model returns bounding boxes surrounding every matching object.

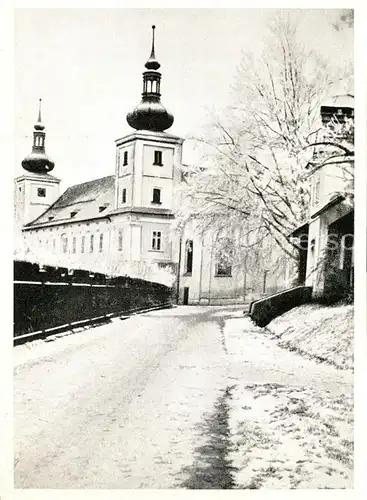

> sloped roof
[26,175,115,227]
[311,194,346,220]
[321,94,354,108]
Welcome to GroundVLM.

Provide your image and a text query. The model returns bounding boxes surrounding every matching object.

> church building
[14,26,249,305]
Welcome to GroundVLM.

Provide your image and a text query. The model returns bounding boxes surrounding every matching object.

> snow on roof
[321,94,354,108]
[26,175,115,227]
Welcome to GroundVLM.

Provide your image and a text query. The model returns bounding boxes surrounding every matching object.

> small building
[290,94,354,299]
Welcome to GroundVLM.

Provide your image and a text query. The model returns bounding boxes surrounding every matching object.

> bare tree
[177,14,352,261]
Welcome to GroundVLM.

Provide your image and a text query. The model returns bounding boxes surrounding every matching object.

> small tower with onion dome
[15,99,61,226]
[126,25,174,132]
[114,25,183,265]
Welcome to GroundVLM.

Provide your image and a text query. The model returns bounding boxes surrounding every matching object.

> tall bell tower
[114,26,183,265]
[14,99,61,226]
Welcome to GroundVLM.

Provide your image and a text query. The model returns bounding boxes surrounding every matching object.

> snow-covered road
[14,305,353,489]
[14,306,239,488]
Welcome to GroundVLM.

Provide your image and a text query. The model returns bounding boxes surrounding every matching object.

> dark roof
[288,222,309,239]
[311,195,345,220]
[26,175,115,227]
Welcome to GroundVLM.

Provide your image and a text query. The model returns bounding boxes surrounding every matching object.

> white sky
[14,8,353,190]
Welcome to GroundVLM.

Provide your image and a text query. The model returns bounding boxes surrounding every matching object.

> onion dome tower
[127,25,174,132]
[22,99,55,173]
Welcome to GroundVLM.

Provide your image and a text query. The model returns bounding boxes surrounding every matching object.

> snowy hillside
[266,304,354,370]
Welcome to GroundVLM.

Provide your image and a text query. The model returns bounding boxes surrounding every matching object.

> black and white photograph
[6,4,363,493]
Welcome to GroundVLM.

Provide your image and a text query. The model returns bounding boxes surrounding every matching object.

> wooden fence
[14,260,173,342]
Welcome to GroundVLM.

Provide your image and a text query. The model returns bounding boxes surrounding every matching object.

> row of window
[36,232,234,273]
[120,187,162,205]
[120,150,163,167]
[183,239,232,277]
[60,233,105,254]
[55,230,124,254]
[37,229,164,254]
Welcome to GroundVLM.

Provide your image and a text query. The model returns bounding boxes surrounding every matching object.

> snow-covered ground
[266,304,354,370]
[224,306,353,489]
[14,304,353,489]
[14,307,230,488]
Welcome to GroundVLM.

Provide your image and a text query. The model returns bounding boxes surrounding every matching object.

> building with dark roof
[14,26,249,303]
[290,94,354,299]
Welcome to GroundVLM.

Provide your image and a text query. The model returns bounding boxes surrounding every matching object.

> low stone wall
[249,286,313,327]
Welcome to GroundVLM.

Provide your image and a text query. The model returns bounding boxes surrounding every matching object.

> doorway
[183,287,189,305]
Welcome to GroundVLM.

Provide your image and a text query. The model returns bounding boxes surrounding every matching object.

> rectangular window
[312,174,320,207]
[53,239,56,251]
[123,151,128,166]
[99,233,104,252]
[153,150,163,166]
[90,234,94,253]
[118,230,123,251]
[315,176,320,205]
[215,246,233,277]
[72,236,76,254]
[215,262,232,277]
[37,187,46,198]
[122,188,127,204]
[152,231,162,251]
[116,149,120,171]
[81,235,85,253]
[152,188,161,204]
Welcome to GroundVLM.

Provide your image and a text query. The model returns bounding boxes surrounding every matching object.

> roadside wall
[14,260,172,337]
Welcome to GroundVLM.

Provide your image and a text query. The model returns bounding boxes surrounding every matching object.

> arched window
[339,234,354,270]
[339,233,354,287]
[61,233,68,253]
[215,239,233,277]
[118,230,123,251]
[153,151,163,166]
[185,239,193,275]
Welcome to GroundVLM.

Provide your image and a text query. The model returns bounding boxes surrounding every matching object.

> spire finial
[151,25,156,58]
[34,98,45,131]
[38,98,42,123]
[145,25,160,70]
